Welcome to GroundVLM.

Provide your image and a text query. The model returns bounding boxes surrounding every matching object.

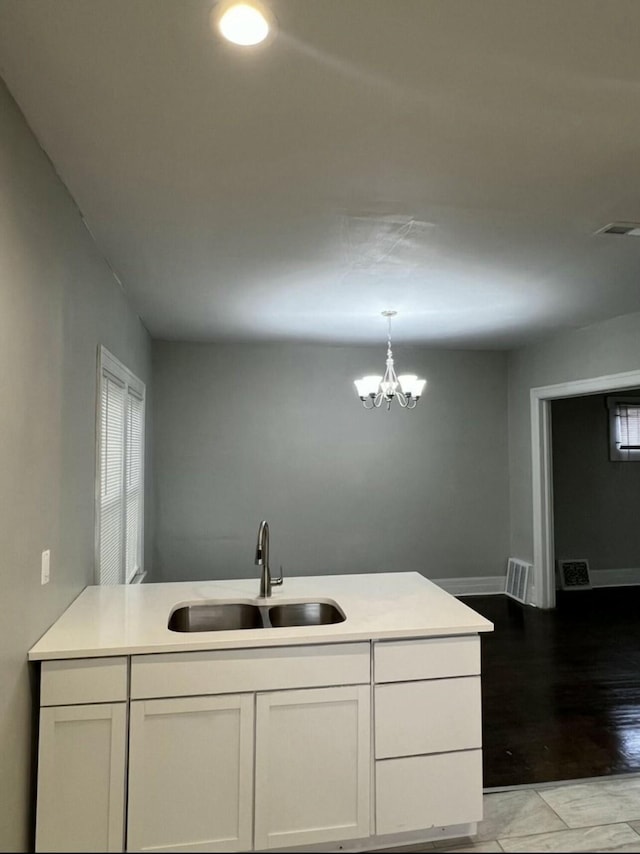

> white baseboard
[433,576,505,596]
[588,567,640,588]
[432,569,640,598]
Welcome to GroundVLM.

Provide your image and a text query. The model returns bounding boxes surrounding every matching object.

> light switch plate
[41,549,50,585]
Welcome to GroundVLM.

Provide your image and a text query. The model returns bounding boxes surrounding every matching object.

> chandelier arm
[361,397,375,410]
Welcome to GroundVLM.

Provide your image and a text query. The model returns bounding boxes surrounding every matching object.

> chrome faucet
[254,520,283,598]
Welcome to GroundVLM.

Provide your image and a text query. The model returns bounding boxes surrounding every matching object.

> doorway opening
[469,368,640,787]
[531,368,640,609]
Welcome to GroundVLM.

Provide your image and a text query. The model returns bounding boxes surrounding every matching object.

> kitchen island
[30,571,493,853]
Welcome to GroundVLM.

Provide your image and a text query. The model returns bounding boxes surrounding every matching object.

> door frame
[531,368,640,609]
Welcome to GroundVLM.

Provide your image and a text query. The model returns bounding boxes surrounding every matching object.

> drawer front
[374,635,480,683]
[40,657,128,706]
[375,750,483,835]
[131,642,370,699]
[375,676,481,759]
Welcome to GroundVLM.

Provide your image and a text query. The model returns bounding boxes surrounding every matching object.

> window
[96,347,146,583]
[607,396,640,461]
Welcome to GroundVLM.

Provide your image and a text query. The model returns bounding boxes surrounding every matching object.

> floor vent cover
[557,559,591,590]
[505,558,531,604]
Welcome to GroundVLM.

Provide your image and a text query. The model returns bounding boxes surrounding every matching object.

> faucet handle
[272,565,284,587]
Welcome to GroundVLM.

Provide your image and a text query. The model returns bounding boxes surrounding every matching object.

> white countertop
[28,572,494,660]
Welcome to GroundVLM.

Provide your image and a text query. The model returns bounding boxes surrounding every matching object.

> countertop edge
[28,622,493,661]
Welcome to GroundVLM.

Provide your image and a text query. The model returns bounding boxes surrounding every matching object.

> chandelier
[354,311,427,410]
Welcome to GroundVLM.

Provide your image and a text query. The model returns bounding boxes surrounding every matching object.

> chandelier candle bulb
[354,311,426,410]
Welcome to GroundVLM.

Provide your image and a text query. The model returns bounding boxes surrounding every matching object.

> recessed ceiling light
[213,2,273,46]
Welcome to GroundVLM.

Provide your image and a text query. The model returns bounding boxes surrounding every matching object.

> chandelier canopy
[354,311,426,410]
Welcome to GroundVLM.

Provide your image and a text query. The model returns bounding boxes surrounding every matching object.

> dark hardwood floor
[460,589,640,789]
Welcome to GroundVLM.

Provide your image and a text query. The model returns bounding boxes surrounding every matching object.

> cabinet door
[36,703,127,853]
[127,694,254,852]
[254,685,370,850]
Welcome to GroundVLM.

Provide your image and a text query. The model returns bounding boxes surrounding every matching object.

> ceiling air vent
[595,222,640,237]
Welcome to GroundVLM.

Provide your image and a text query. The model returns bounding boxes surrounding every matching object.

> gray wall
[0,79,152,851]
[552,393,640,573]
[508,311,640,562]
[152,341,510,584]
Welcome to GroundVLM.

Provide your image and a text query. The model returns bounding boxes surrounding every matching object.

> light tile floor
[385,774,640,853]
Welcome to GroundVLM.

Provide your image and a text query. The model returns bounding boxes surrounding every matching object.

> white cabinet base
[35,635,487,853]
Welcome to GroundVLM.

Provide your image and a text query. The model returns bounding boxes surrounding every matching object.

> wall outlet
[41,549,50,585]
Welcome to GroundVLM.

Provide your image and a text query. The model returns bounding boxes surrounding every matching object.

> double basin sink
[168,600,345,633]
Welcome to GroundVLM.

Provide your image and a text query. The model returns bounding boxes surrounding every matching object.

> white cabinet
[36,703,127,853]
[254,686,370,850]
[126,654,370,853]
[127,694,254,853]
[372,637,484,836]
[35,634,486,852]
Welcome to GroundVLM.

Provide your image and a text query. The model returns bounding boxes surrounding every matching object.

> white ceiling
[2,0,640,348]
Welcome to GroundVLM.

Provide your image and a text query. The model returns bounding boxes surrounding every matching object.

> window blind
[126,389,144,582]
[99,371,126,585]
[617,403,640,451]
[96,349,145,585]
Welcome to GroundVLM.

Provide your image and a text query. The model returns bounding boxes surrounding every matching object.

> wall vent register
[505,558,531,604]
[557,559,591,591]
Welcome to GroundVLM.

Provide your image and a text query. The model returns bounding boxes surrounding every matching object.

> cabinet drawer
[40,657,128,706]
[376,750,483,835]
[374,635,480,683]
[375,676,481,758]
[131,643,370,699]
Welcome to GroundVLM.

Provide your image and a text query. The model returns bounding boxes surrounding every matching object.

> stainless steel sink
[268,601,345,627]
[168,602,265,632]
[168,599,345,632]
